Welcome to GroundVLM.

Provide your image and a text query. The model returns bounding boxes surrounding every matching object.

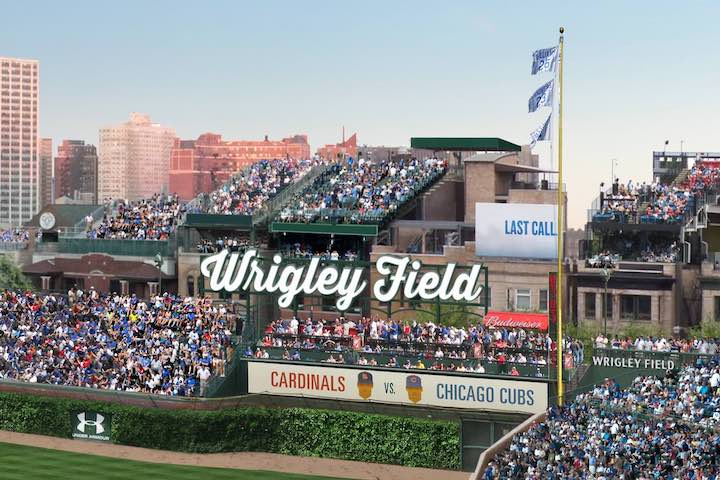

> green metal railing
[37,237,175,257]
[259,346,566,380]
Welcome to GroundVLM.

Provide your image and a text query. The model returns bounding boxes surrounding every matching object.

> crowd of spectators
[641,183,691,223]
[483,363,720,479]
[585,251,618,269]
[594,334,720,354]
[204,157,323,216]
[586,238,679,267]
[256,316,584,376]
[595,179,647,221]
[280,242,360,261]
[685,162,720,194]
[0,228,30,246]
[638,242,679,262]
[0,289,233,396]
[278,156,446,224]
[593,178,693,224]
[87,194,184,240]
[196,237,258,254]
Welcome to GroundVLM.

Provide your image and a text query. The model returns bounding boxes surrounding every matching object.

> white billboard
[475,203,558,259]
[247,361,548,414]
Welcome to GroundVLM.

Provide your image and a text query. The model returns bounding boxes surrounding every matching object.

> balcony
[36,237,174,258]
[509,180,562,191]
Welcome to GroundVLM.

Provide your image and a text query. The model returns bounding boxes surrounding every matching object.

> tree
[415,302,483,327]
[0,255,32,291]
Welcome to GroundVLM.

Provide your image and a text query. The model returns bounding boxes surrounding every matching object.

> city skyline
[3,1,720,226]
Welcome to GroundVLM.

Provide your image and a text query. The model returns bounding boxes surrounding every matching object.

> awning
[483,311,549,331]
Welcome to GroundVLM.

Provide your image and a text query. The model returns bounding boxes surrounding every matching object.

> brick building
[317,133,357,161]
[54,140,98,204]
[169,133,311,200]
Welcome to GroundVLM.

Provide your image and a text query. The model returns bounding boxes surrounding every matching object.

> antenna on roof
[342,126,345,144]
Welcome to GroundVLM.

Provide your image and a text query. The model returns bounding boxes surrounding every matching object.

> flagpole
[556,27,565,406]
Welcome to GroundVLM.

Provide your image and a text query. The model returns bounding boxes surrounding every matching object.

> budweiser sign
[483,311,549,331]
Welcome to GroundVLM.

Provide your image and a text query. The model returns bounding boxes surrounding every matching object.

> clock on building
[39,212,56,230]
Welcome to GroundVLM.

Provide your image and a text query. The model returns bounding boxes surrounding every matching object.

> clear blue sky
[2,1,719,227]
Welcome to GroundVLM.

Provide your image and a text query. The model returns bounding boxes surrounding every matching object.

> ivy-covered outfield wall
[0,391,461,470]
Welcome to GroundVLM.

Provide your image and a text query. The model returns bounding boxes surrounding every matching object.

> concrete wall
[422,179,461,221]
[464,163,496,224]
[369,242,557,320]
[508,189,560,205]
[577,286,673,333]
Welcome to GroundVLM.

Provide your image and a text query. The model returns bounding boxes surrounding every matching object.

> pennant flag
[530,114,552,147]
[529,80,554,113]
[531,46,558,75]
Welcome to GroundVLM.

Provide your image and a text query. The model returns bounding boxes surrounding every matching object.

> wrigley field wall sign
[200,249,487,310]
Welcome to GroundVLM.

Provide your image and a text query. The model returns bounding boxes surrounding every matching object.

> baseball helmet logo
[357,371,374,399]
[405,375,423,403]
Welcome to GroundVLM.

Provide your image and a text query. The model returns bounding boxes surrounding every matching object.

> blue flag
[530,114,552,147]
[531,46,558,75]
[529,80,554,113]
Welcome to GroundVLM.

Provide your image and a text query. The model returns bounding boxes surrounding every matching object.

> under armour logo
[76,412,105,434]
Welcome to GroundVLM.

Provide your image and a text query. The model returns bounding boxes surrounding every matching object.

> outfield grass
[0,442,347,480]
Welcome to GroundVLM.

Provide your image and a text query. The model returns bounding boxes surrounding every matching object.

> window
[187,276,195,297]
[584,293,596,319]
[515,289,531,311]
[620,295,651,321]
[539,289,548,312]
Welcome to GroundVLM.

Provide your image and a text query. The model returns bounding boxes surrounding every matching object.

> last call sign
[200,249,484,310]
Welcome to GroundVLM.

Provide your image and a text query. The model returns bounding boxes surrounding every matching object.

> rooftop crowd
[87,194,185,240]
[595,179,692,224]
[0,228,30,246]
[0,289,233,396]
[585,237,679,267]
[196,237,258,254]
[595,161,720,226]
[278,155,446,224]
[641,183,692,224]
[483,362,720,479]
[204,157,323,216]
[280,242,360,261]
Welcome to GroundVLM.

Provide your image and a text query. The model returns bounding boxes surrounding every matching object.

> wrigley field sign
[591,355,675,371]
[200,249,486,310]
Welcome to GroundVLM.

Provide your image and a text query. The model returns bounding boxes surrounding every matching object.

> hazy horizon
[3,1,720,227]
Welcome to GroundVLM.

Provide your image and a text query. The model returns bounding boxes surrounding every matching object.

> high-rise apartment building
[169,133,311,200]
[98,113,175,201]
[0,57,39,226]
[55,140,98,203]
[39,138,53,208]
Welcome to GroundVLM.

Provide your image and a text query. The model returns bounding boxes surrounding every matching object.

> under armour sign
[72,411,112,442]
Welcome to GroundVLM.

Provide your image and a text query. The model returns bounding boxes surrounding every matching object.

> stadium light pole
[154,253,163,295]
[601,267,612,336]
[556,26,565,406]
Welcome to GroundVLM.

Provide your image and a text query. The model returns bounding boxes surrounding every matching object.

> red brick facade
[316,133,357,161]
[169,133,311,200]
